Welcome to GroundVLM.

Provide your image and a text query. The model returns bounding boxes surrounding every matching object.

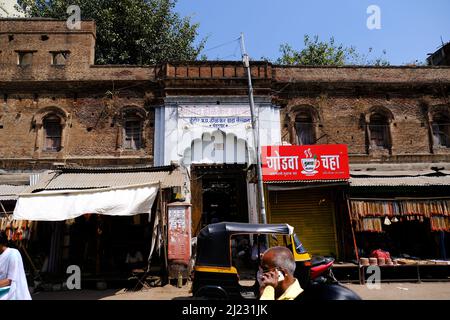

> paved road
[32,285,192,300]
[344,282,450,300]
[31,282,450,300]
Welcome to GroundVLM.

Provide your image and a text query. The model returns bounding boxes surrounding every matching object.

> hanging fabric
[430,216,450,232]
[350,198,450,232]
[0,215,33,241]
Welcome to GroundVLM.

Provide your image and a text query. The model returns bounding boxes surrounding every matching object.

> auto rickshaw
[191,222,313,299]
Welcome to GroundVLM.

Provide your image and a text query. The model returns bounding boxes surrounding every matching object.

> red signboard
[262,144,350,181]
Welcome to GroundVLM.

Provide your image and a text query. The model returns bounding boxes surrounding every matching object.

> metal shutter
[268,189,338,257]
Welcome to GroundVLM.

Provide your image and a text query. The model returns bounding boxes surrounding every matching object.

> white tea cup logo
[301,149,320,175]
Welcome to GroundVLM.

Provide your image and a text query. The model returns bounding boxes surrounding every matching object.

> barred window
[369,113,390,149]
[432,113,450,148]
[43,115,62,151]
[295,113,316,145]
[123,117,142,150]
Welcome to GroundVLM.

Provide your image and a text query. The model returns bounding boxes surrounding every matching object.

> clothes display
[354,218,383,232]
[350,199,450,232]
[350,199,450,219]
[430,216,450,232]
[0,216,33,241]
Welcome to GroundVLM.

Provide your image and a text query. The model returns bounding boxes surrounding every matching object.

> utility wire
[201,37,241,54]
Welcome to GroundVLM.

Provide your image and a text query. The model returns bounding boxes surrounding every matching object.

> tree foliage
[275,35,389,66]
[19,0,205,64]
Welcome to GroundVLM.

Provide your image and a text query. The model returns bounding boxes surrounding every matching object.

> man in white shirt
[0,231,32,300]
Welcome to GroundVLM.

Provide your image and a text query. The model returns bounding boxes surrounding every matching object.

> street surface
[31,282,450,300]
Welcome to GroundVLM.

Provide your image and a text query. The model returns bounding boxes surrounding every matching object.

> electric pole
[240,33,268,225]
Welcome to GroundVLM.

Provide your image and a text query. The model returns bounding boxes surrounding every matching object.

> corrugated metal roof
[60,165,175,173]
[0,185,27,200]
[26,170,58,192]
[349,162,450,171]
[350,176,450,187]
[0,173,31,186]
[350,170,437,177]
[29,169,184,192]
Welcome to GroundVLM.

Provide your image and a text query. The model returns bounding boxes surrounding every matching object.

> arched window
[123,116,143,150]
[369,113,391,149]
[432,113,450,148]
[295,112,316,145]
[43,115,62,151]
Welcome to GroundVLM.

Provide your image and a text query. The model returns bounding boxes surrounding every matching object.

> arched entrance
[184,131,252,236]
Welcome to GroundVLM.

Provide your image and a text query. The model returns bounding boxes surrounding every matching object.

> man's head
[260,246,296,291]
[261,246,296,275]
[0,231,9,250]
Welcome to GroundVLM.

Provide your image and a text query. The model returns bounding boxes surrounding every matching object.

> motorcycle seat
[311,256,334,267]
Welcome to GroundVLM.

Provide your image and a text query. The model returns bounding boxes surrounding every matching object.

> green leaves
[19,0,205,64]
[275,35,389,66]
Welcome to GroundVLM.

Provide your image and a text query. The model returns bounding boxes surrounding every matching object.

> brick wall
[0,92,155,169]
[1,19,449,169]
[0,19,95,80]
[0,19,159,81]
[280,95,450,163]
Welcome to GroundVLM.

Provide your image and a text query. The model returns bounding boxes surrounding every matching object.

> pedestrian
[0,230,32,300]
[258,246,303,300]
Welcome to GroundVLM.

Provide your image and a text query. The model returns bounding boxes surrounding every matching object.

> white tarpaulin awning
[13,183,159,221]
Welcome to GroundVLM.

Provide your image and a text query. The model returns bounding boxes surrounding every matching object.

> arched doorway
[184,131,251,236]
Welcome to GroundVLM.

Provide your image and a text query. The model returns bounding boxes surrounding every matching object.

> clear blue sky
[175,0,450,65]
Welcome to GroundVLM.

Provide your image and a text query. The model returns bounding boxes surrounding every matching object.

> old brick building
[1,19,450,281]
[0,19,158,170]
[270,66,450,263]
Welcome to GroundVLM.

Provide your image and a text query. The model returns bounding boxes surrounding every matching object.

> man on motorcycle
[259,246,303,300]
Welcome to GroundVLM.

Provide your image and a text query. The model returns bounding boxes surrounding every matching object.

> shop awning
[350,175,450,187]
[11,165,186,221]
[27,166,184,192]
[266,180,348,191]
[13,183,159,221]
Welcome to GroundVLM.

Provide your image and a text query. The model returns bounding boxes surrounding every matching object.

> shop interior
[191,164,249,233]
[3,212,162,290]
[356,220,448,260]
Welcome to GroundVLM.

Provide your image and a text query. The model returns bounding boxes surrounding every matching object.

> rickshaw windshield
[195,222,291,268]
[293,234,308,254]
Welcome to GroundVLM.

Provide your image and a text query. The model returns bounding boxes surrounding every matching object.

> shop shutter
[268,189,338,257]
